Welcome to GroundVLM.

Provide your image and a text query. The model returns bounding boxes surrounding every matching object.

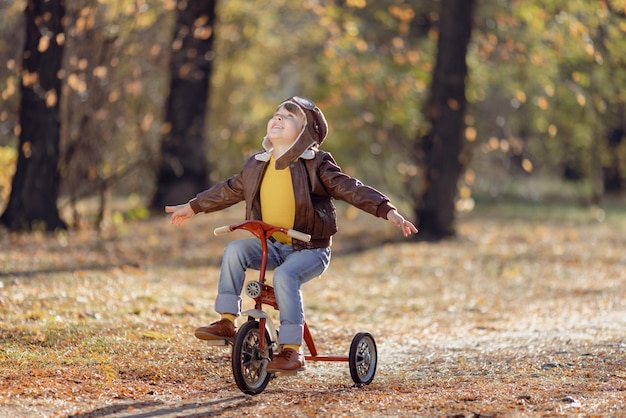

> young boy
[165,96,417,373]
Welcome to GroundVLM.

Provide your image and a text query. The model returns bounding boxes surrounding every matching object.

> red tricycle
[210,220,378,395]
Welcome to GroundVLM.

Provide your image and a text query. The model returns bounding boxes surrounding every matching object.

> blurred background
[0,0,624,237]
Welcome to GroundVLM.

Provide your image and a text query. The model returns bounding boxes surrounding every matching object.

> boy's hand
[165,203,195,226]
[387,209,418,237]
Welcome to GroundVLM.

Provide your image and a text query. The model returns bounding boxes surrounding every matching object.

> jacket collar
[255,148,317,164]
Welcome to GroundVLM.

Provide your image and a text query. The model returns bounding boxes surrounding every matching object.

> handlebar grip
[287,229,311,243]
[213,225,232,236]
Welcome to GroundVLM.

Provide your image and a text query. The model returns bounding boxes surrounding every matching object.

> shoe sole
[266,366,306,374]
[194,330,234,343]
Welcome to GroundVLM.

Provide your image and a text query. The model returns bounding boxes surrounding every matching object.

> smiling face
[265,103,305,149]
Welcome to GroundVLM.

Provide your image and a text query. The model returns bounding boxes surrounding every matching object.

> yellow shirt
[260,157,296,244]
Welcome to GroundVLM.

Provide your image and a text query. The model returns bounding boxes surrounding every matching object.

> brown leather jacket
[189,150,396,250]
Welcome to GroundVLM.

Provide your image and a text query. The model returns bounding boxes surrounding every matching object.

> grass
[1,202,625,417]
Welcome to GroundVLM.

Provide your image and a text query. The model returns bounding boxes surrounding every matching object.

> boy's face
[266,104,305,147]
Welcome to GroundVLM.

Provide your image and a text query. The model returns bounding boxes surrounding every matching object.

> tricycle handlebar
[213,225,232,236]
[286,229,312,243]
[213,221,311,243]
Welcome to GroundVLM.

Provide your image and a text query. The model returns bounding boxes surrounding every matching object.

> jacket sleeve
[316,152,396,219]
[189,172,245,214]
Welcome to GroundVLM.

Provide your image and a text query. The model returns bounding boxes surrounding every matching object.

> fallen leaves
[0,206,625,416]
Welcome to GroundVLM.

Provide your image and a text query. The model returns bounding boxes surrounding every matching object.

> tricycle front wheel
[231,320,274,395]
[349,332,377,385]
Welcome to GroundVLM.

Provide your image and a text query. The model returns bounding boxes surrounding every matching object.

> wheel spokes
[355,341,373,377]
[239,331,268,384]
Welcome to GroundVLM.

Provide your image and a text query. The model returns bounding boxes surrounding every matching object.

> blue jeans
[215,238,331,345]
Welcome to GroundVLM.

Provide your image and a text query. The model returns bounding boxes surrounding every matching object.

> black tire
[349,332,377,385]
[231,320,274,395]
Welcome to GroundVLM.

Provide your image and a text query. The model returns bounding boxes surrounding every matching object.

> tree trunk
[151,0,217,209]
[414,0,476,240]
[1,0,67,232]
[603,127,624,193]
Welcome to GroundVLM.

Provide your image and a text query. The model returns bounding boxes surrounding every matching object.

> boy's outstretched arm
[165,203,195,226]
[387,209,418,237]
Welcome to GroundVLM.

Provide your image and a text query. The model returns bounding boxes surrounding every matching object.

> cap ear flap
[310,108,328,144]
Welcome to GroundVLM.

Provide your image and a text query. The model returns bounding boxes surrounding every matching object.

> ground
[0,202,625,417]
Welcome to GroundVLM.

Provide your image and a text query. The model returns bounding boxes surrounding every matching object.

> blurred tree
[467,0,626,203]
[60,1,121,228]
[597,1,626,194]
[0,2,23,147]
[0,2,23,208]
[414,0,476,239]
[58,0,173,229]
[152,0,217,209]
[316,0,436,200]
[1,0,67,231]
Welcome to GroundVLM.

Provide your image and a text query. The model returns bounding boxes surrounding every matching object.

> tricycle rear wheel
[349,332,377,385]
[232,320,274,395]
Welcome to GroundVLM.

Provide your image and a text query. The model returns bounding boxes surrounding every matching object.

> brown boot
[194,319,236,342]
[266,348,306,373]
